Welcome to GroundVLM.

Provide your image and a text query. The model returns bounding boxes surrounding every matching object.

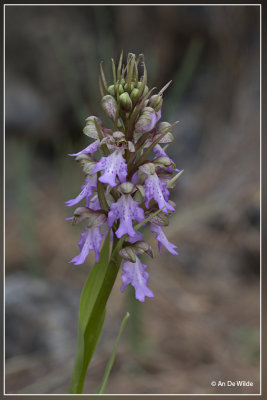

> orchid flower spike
[66,52,182,302]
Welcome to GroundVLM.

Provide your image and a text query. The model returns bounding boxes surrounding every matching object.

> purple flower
[128,230,144,243]
[93,149,127,187]
[153,144,169,159]
[86,193,100,210]
[121,257,154,302]
[150,222,178,255]
[69,225,104,265]
[69,139,100,157]
[143,170,175,214]
[107,194,145,238]
[65,176,97,207]
[131,171,138,184]
[153,145,180,173]
[135,107,161,134]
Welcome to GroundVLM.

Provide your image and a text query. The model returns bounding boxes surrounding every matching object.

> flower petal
[93,149,127,187]
[69,225,104,265]
[121,257,154,302]
[144,172,174,213]
[150,223,178,255]
[69,140,100,157]
[107,194,145,238]
[65,176,97,207]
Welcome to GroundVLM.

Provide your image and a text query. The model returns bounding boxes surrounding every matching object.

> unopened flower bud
[135,107,158,134]
[143,85,149,96]
[150,211,169,226]
[101,95,117,121]
[157,122,174,142]
[130,88,140,103]
[108,84,124,96]
[153,156,174,168]
[158,122,171,134]
[73,207,107,226]
[160,132,174,143]
[120,241,153,261]
[82,161,96,175]
[75,154,94,163]
[119,92,132,112]
[75,154,96,174]
[83,116,103,139]
[149,94,163,112]
[132,241,153,258]
[139,162,155,175]
[118,84,124,94]
[137,82,149,96]
[119,246,137,263]
[124,81,135,93]
[108,85,116,96]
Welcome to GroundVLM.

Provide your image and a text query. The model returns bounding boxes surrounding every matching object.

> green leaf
[96,312,130,394]
[117,50,123,81]
[100,61,108,92]
[166,169,184,188]
[69,232,127,394]
[69,231,111,394]
[134,206,166,231]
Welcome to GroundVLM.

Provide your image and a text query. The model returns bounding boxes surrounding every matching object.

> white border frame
[3,3,262,397]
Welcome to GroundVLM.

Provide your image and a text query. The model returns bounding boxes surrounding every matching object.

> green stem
[69,235,125,394]
[74,260,121,393]
[97,312,130,394]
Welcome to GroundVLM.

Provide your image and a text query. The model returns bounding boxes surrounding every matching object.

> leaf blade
[69,232,111,393]
[96,312,130,394]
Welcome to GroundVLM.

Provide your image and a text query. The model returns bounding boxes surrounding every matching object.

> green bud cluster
[106,80,149,112]
[99,52,154,134]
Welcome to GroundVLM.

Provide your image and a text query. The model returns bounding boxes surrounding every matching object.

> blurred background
[5,5,260,395]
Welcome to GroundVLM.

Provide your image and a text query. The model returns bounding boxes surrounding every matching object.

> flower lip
[150,222,178,255]
[107,194,145,238]
[120,257,154,302]
[69,225,104,265]
[93,149,128,187]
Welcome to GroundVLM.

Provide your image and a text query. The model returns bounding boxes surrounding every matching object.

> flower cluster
[66,53,182,302]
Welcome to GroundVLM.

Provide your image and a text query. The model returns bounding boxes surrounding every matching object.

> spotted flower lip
[69,225,104,265]
[93,149,128,187]
[65,176,97,207]
[107,194,145,238]
[142,170,175,214]
[120,257,154,302]
[150,222,178,255]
